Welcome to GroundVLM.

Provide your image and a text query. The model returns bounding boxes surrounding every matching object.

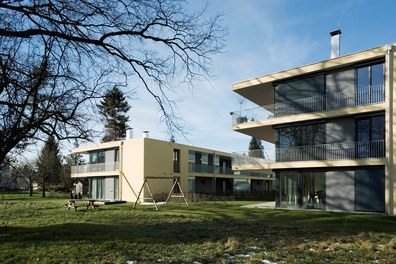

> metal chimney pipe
[142,130,149,138]
[125,128,133,140]
[330,29,341,58]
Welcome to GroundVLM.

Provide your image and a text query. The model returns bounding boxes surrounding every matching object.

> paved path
[241,201,276,209]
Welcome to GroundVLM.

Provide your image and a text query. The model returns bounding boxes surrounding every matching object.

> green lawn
[0,195,395,263]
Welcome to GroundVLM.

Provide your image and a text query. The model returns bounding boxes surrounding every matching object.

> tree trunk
[42,178,45,198]
[29,176,33,197]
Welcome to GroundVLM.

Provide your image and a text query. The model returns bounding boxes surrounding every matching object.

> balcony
[233,140,385,166]
[71,162,120,174]
[188,163,234,174]
[231,85,384,125]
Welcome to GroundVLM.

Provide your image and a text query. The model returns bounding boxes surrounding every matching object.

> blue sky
[20,0,394,160]
[126,0,396,154]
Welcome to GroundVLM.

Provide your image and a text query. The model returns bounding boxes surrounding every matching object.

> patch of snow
[224,253,234,260]
[236,252,255,258]
[262,260,276,264]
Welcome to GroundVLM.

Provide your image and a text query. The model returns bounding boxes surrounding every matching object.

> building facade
[231,42,396,215]
[71,136,273,202]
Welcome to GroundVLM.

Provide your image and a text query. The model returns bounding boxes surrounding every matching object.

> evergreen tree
[248,137,265,159]
[98,86,131,142]
[61,140,85,192]
[36,135,63,197]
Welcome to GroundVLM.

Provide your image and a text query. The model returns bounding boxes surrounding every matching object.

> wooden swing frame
[133,176,189,210]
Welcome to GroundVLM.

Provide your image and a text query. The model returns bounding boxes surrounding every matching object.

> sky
[20,0,396,160]
[126,0,396,154]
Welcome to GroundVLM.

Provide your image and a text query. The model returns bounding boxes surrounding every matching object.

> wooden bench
[86,204,100,210]
[65,199,100,211]
[86,200,99,210]
[66,200,80,211]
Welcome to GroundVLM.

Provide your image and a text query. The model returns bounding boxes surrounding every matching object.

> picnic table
[65,199,100,211]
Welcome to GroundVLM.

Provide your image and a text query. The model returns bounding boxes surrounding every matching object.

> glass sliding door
[279,171,298,208]
[357,67,369,105]
[356,119,370,158]
[371,64,384,103]
[113,177,119,200]
[356,63,384,105]
[89,178,97,199]
[89,177,105,199]
[356,114,385,158]
[279,171,325,209]
[301,172,325,209]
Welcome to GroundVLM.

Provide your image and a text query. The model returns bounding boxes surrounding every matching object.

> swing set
[133,176,188,210]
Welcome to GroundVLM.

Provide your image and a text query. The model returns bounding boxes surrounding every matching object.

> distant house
[71,132,274,202]
[231,31,396,215]
[0,164,12,190]
[0,164,29,191]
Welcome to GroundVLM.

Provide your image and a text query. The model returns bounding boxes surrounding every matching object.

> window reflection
[356,63,384,105]
[276,123,325,162]
[356,114,385,158]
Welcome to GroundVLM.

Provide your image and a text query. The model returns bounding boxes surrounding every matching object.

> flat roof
[232,44,392,107]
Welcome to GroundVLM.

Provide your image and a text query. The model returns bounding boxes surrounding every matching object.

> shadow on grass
[1,201,396,263]
[3,205,396,245]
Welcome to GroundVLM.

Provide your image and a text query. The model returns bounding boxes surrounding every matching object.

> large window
[89,151,105,164]
[188,150,216,173]
[276,123,325,162]
[277,123,325,148]
[275,75,325,116]
[356,114,385,158]
[188,150,196,173]
[356,62,384,105]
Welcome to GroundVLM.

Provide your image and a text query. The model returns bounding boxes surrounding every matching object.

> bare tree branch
[0,0,226,164]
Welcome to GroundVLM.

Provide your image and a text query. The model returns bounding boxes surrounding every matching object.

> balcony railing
[233,140,385,166]
[232,150,275,167]
[231,84,384,125]
[71,162,120,174]
[188,163,233,174]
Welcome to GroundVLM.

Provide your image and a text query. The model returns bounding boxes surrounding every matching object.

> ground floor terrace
[78,175,274,201]
[276,165,385,213]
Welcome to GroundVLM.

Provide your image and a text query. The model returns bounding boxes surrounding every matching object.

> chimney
[125,128,133,140]
[330,29,341,58]
[142,130,149,138]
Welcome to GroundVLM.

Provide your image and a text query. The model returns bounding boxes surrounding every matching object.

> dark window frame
[173,149,180,173]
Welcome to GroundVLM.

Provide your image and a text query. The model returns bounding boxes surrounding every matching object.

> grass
[0,195,395,263]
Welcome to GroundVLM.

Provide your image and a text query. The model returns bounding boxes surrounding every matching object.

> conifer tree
[97,87,131,142]
[36,135,63,197]
[248,137,265,159]
[61,140,85,191]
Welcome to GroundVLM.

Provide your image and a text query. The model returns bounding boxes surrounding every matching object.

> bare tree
[14,161,37,196]
[0,0,226,164]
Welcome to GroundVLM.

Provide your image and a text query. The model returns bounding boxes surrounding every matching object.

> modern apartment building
[71,133,273,202]
[231,32,396,215]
